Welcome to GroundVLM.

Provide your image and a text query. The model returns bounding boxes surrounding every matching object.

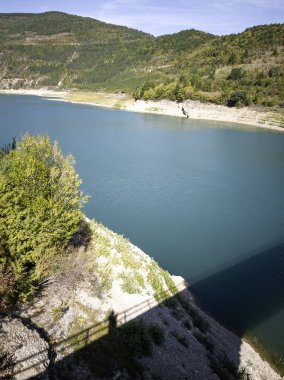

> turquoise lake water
[1,95,284,368]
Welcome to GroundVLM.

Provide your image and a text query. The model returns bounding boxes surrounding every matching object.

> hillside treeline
[0,12,283,107]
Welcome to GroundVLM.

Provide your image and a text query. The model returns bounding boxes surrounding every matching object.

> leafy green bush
[0,134,88,306]
[226,91,252,107]
[122,320,152,357]
[227,68,245,80]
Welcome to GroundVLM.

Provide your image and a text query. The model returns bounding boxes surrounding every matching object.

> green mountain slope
[0,12,283,107]
[0,12,155,89]
[175,24,284,106]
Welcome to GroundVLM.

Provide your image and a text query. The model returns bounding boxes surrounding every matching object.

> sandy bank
[1,88,283,132]
[129,99,284,132]
[0,88,67,98]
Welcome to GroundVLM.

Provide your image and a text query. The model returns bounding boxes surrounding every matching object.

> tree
[227,67,245,81]
[0,134,88,305]
[227,52,240,65]
[226,91,252,107]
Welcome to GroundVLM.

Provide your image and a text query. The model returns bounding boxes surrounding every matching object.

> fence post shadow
[6,287,245,380]
[5,243,284,379]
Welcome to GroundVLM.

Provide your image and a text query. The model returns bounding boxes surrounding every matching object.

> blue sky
[0,0,283,36]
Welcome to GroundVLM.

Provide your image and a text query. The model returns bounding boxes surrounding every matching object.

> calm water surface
[1,95,284,365]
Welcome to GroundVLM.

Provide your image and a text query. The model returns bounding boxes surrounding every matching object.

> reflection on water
[1,95,284,366]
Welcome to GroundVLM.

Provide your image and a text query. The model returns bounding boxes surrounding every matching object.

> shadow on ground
[7,288,245,380]
[6,242,284,379]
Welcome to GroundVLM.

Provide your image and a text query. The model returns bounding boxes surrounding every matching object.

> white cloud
[2,0,282,35]
[85,0,240,35]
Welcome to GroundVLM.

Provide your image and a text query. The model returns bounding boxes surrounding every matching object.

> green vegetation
[0,12,283,108]
[209,353,252,380]
[193,331,214,353]
[147,262,171,302]
[119,272,143,294]
[60,319,165,378]
[177,296,209,333]
[89,220,181,299]
[93,233,111,257]
[119,244,141,270]
[0,134,88,309]
[146,106,161,112]
[171,330,189,347]
[182,319,191,330]
[122,321,151,357]
[164,296,179,309]
[147,324,165,345]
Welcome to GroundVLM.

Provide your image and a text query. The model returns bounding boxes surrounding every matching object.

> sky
[0,0,283,36]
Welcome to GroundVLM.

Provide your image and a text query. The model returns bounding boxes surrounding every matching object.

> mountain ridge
[0,12,283,107]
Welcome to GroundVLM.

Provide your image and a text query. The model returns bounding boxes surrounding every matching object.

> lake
[1,94,284,369]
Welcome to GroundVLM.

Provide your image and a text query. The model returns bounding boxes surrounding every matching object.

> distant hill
[0,12,283,107]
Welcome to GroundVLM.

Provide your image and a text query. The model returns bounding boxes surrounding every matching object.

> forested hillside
[0,12,283,107]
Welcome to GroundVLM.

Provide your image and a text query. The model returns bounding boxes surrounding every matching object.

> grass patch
[147,262,171,303]
[52,305,63,322]
[120,272,142,294]
[164,296,178,309]
[193,331,214,353]
[182,319,192,330]
[65,92,131,108]
[178,297,208,333]
[209,354,252,380]
[264,112,284,128]
[110,255,120,266]
[171,330,189,347]
[97,266,113,292]
[114,238,129,255]
[134,272,145,288]
[94,233,111,258]
[114,102,123,108]
[161,269,178,295]
[122,320,153,357]
[146,106,161,112]
[190,309,208,333]
[171,308,184,320]
[147,324,165,345]
[120,248,141,271]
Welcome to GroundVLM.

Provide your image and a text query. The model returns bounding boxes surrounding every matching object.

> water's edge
[1,89,283,133]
